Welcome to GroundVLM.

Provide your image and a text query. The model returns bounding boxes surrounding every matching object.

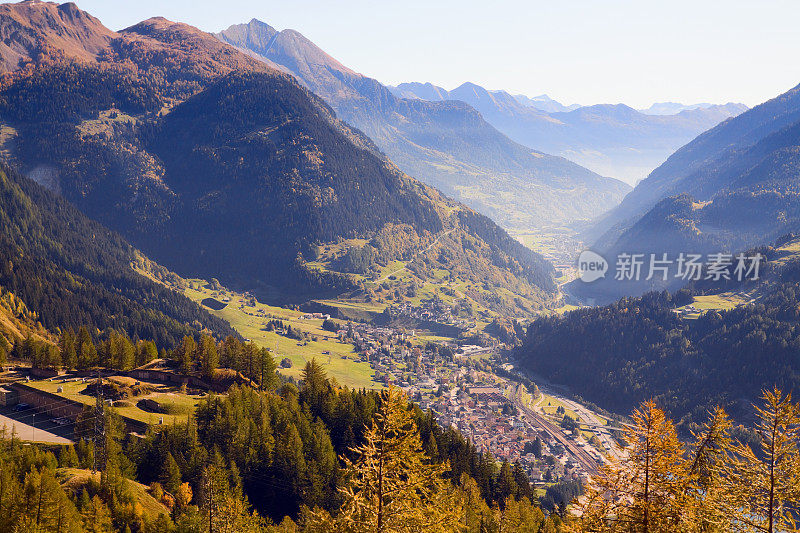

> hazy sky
[71,0,800,108]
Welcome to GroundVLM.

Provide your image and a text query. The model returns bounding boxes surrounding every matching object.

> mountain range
[639,102,723,115]
[392,80,747,185]
[393,87,721,117]
[217,19,630,232]
[571,81,800,303]
[508,93,581,114]
[0,1,557,316]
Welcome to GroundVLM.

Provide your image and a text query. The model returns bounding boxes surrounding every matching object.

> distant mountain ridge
[390,83,581,114]
[639,102,719,115]
[570,82,800,303]
[390,80,747,184]
[510,93,581,114]
[217,19,630,232]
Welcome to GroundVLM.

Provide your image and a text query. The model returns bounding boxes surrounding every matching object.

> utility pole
[203,464,215,533]
[93,371,106,478]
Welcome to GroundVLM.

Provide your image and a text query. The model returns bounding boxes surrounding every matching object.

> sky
[70,0,800,108]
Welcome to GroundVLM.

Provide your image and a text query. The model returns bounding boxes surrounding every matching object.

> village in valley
[1,272,624,492]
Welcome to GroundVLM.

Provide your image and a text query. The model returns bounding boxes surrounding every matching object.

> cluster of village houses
[338,321,592,484]
[385,300,476,330]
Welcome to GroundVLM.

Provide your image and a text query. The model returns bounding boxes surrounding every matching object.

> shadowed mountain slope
[217,19,630,232]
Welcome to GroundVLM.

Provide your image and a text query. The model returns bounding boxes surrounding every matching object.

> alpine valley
[2,2,800,533]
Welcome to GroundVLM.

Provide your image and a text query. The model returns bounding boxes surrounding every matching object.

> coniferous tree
[719,388,800,533]
[200,334,219,379]
[60,329,77,370]
[176,336,197,375]
[257,347,279,391]
[309,387,465,532]
[0,334,9,367]
[681,406,734,532]
[0,455,22,532]
[572,401,686,532]
[199,451,264,533]
[160,453,182,496]
[20,466,82,533]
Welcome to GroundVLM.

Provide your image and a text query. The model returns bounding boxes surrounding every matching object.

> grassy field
[539,393,579,421]
[676,292,751,319]
[182,282,380,389]
[551,303,581,315]
[510,230,583,266]
[27,378,204,426]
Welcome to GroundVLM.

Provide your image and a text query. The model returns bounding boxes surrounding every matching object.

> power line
[93,372,106,476]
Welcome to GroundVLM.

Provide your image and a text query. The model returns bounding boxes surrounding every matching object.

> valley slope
[517,235,800,427]
[0,2,556,316]
[217,20,630,232]
[0,164,235,346]
[573,82,800,303]
[394,81,746,185]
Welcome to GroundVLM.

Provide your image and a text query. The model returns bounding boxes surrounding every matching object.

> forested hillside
[0,164,234,346]
[0,3,556,313]
[217,19,629,232]
[1,324,563,532]
[517,245,800,426]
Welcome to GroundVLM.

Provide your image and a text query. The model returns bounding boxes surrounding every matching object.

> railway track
[518,403,600,474]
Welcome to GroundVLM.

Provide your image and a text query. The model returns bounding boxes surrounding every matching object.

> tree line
[570,388,800,533]
[12,326,281,389]
[517,284,800,426]
[0,357,565,532]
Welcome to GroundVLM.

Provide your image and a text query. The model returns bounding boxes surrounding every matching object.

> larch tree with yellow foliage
[570,401,688,533]
[308,387,465,533]
[719,388,800,533]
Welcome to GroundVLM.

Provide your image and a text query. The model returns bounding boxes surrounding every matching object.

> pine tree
[117,333,136,371]
[81,494,113,533]
[457,473,492,532]
[200,334,219,379]
[720,388,800,533]
[60,330,77,370]
[572,401,687,532]
[310,387,465,532]
[78,340,98,370]
[199,451,263,533]
[76,327,95,369]
[59,445,80,468]
[136,340,158,367]
[0,454,22,532]
[258,347,279,390]
[0,333,10,367]
[160,452,182,496]
[681,406,734,532]
[176,335,197,375]
[19,466,82,533]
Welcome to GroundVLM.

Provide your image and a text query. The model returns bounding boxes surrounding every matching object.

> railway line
[517,402,601,474]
